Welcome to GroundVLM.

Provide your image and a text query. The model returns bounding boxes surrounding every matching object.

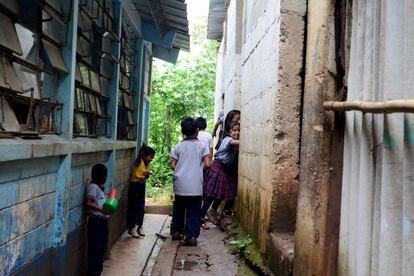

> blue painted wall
[0,0,171,274]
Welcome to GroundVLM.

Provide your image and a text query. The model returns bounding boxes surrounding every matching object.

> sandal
[201,222,210,230]
[207,210,220,225]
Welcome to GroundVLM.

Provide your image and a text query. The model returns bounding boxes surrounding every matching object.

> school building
[0,0,189,274]
[210,0,414,275]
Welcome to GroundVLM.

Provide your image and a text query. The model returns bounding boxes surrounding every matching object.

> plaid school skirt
[204,160,237,201]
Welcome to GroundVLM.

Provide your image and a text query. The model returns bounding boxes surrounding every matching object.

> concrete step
[267,232,295,276]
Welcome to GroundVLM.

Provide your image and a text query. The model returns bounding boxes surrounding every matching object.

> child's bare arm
[230,140,240,146]
[170,159,177,170]
[203,156,212,169]
[85,197,110,215]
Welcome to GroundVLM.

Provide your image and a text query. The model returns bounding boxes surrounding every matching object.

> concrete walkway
[102,214,239,275]
[102,214,169,276]
[151,222,238,276]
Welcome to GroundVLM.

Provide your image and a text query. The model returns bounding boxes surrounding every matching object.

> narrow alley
[1,0,414,276]
[100,214,240,276]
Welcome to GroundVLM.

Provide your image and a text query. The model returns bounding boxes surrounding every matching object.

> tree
[147,25,219,193]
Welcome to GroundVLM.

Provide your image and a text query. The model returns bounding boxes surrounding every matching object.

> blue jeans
[172,195,202,239]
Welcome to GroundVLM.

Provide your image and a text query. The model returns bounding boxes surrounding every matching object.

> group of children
[84,110,240,275]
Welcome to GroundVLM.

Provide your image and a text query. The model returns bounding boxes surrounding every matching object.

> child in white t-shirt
[197,117,213,157]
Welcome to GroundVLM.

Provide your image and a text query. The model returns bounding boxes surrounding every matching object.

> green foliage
[229,236,253,254]
[146,24,219,199]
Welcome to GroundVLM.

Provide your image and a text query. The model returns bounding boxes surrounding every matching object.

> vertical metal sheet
[339,1,414,275]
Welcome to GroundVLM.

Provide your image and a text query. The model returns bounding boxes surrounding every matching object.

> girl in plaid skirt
[201,121,240,225]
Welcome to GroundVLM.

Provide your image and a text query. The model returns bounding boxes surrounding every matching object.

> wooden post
[293,0,350,275]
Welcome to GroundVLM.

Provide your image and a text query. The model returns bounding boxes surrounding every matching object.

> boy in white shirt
[170,117,211,245]
[197,117,213,157]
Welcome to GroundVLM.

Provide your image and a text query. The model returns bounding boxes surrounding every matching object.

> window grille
[117,22,135,140]
[0,1,67,138]
[74,0,117,138]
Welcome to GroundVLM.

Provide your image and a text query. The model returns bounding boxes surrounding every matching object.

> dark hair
[226,120,240,133]
[224,110,241,134]
[135,143,156,165]
[196,117,207,130]
[142,146,155,156]
[91,164,108,184]
[181,117,198,136]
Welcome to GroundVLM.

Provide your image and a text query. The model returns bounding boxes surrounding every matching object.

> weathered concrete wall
[0,157,60,275]
[0,144,136,275]
[234,0,305,257]
[339,1,414,275]
[220,0,243,114]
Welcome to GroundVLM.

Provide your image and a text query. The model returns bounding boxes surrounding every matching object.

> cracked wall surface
[216,0,306,255]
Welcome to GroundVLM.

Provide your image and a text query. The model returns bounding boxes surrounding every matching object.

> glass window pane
[83,92,91,112]
[123,93,130,109]
[0,57,22,91]
[41,39,68,73]
[78,9,92,33]
[0,12,23,55]
[14,63,41,99]
[43,3,64,25]
[45,0,63,15]
[75,113,88,135]
[76,88,84,110]
[90,71,100,92]
[100,57,113,79]
[96,98,102,115]
[0,0,19,16]
[0,99,20,132]
[88,94,96,112]
[75,63,83,82]
[100,76,109,97]
[127,111,133,125]
[79,63,91,88]
[77,36,90,58]
[42,11,61,44]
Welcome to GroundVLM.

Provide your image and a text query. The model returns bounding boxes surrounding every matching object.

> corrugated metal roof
[133,0,190,51]
[206,0,227,40]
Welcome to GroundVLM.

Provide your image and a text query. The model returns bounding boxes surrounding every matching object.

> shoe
[127,228,140,238]
[137,227,145,237]
[207,209,220,225]
[181,237,197,246]
[172,231,182,240]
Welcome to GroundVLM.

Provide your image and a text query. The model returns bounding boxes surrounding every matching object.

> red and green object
[103,188,118,213]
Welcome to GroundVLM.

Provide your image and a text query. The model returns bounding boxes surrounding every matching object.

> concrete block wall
[0,157,60,275]
[218,0,242,114]
[109,148,134,246]
[0,146,136,276]
[233,0,305,256]
[237,0,281,252]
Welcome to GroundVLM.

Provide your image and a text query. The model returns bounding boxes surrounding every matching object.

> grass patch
[225,223,272,276]
[146,182,173,205]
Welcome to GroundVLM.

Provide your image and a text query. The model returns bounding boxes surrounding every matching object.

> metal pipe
[323,100,414,113]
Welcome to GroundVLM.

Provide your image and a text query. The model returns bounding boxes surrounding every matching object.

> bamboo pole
[323,99,414,113]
